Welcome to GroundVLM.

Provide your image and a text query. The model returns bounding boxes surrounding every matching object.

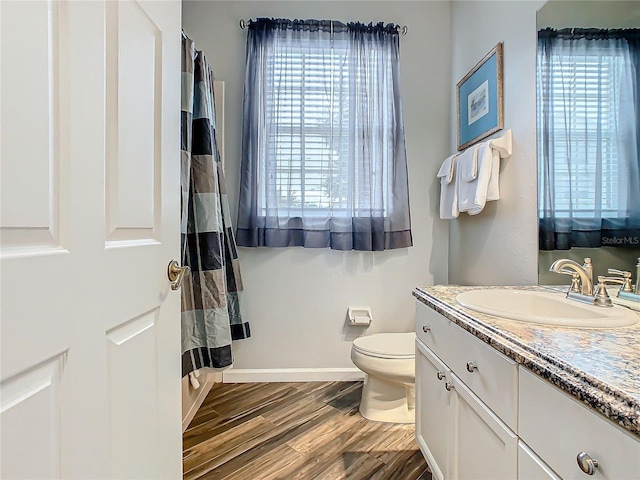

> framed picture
[457,43,504,151]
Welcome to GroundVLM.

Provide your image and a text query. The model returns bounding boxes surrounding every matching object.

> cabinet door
[450,374,517,480]
[416,339,451,480]
[518,441,561,480]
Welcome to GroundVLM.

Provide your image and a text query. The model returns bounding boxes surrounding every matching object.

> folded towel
[459,141,496,215]
[456,145,481,213]
[486,148,501,202]
[458,145,479,182]
[438,154,459,220]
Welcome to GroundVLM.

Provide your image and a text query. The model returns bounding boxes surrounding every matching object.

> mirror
[536,0,640,285]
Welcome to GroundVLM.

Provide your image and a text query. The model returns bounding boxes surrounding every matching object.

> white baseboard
[221,367,364,383]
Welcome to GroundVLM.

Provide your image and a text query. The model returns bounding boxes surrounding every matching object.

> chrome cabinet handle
[436,371,445,381]
[466,361,477,373]
[167,260,190,291]
[444,382,453,391]
[577,452,599,475]
[422,325,430,333]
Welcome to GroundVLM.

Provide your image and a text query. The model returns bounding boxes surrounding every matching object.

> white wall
[448,1,543,286]
[537,0,640,29]
[182,1,451,373]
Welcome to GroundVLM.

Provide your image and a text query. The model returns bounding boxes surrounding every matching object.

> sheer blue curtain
[538,28,640,250]
[236,18,412,251]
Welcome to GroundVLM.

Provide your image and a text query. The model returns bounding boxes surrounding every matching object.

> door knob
[167,260,189,291]
[436,371,445,381]
[466,361,477,373]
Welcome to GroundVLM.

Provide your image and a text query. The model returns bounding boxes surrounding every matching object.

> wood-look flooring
[183,381,432,480]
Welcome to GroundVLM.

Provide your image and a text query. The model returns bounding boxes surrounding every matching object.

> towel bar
[486,129,512,158]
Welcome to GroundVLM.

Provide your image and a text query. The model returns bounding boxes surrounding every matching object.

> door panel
[105,0,162,243]
[107,310,159,480]
[0,355,65,480]
[0,0,65,250]
[0,1,182,477]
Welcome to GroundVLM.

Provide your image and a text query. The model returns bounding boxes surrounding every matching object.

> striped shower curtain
[181,34,250,377]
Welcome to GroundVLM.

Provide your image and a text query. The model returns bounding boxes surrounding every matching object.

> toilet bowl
[350,332,415,424]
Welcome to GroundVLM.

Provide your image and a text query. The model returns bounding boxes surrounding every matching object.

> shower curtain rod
[238,19,408,35]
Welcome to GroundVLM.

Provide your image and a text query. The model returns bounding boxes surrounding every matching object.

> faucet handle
[607,269,634,292]
[594,276,614,307]
[608,268,631,277]
[570,273,581,293]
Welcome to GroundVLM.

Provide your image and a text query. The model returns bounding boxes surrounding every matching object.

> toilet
[350,332,416,424]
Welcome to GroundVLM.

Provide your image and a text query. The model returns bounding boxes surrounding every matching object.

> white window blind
[260,37,385,216]
[539,49,626,218]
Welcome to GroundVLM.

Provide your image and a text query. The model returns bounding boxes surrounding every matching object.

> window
[264,37,354,214]
[236,19,412,251]
[538,48,627,218]
[537,28,640,250]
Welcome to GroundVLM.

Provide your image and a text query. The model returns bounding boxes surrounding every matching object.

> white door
[0,1,182,478]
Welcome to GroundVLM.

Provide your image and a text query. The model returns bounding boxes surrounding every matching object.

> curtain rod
[238,19,408,35]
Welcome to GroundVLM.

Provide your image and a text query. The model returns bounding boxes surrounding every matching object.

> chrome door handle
[168,260,189,291]
[422,325,430,333]
[466,361,477,373]
[444,381,453,391]
[577,452,598,475]
[436,371,445,381]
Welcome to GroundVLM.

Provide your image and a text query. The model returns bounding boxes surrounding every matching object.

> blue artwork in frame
[457,43,504,151]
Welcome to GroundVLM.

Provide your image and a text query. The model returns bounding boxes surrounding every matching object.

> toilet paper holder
[347,307,372,326]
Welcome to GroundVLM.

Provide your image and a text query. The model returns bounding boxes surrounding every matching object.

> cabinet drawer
[519,368,640,480]
[448,323,518,430]
[415,301,451,365]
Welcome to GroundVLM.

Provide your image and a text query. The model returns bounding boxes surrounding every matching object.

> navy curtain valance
[538,27,640,41]
[247,17,402,35]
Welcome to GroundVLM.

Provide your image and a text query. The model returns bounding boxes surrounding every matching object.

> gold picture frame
[456,43,504,151]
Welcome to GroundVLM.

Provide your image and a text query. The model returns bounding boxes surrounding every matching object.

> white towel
[456,145,480,213]
[486,148,501,202]
[437,154,459,219]
[458,141,495,215]
[458,145,478,182]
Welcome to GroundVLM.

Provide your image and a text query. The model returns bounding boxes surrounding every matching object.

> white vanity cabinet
[415,301,518,480]
[519,368,640,480]
[414,298,640,480]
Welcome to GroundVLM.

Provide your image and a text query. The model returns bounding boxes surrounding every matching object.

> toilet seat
[352,333,415,359]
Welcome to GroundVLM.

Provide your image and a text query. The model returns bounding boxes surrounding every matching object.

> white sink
[456,289,639,328]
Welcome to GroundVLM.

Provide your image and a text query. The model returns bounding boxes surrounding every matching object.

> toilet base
[359,374,415,424]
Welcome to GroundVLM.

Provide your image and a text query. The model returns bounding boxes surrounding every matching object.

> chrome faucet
[549,258,594,295]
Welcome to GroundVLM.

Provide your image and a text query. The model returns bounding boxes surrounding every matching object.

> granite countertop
[413,285,640,438]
